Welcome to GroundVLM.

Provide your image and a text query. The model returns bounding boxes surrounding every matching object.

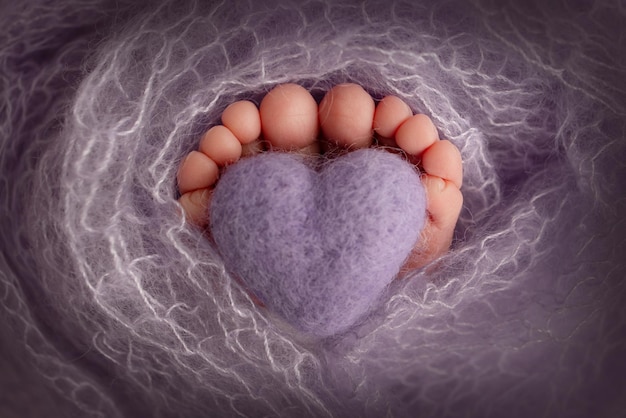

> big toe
[319,83,375,149]
[259,83,319,151]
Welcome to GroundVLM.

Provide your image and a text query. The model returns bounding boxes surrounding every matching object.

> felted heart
[210,148,426,337]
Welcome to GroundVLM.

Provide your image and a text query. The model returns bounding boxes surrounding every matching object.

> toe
[422,140,463,189]
[199,125,242,166]
[259,83,319,151]
[221,100,261,145]
[319,83,375,149]
[178,188,212,228]
[395,114,439,157]
[404,174,463,270]
[373,95,413,146]
[423,175,463,232]
[177,150,219,195]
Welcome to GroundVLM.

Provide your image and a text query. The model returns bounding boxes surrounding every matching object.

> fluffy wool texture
[1,0,625,417]
[211,149,426,337]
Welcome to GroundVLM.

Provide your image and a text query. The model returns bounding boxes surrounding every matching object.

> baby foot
[177,83,463,271]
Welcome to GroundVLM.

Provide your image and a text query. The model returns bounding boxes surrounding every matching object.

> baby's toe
[177,150,219,195]
[395,114,439,157]
[423,175,463,233]
[405,174,463,270]
[422,140,463,189]
[259,83,319,151]
[319,83,375,149]
[373,95,413,146]
[221,100,261,145]
[179,189,212,228]
[199,125,242,166]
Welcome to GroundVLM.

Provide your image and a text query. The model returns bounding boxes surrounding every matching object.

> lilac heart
[210,148,426,336]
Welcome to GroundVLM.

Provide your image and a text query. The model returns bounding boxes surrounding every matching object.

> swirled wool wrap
[1,0,625,417]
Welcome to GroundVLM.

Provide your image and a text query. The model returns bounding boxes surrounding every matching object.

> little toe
[395,114,439,157]
[221,100,261,145]
[178,188,212,228]
[422,140,463,189]
[319,83,375,149]
[259,83,319,151]
[423,175,463,231]
[373,95,413,146]
[199,125,242,166]
[405,174,463,270]
[177,150,219,195]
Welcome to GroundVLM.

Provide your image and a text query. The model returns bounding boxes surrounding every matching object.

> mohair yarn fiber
[1,0,625,417]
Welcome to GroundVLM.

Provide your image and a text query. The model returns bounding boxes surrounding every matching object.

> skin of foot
[177,83,463,271]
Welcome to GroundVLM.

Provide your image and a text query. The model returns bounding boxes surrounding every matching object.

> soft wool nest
[1,0,625,417]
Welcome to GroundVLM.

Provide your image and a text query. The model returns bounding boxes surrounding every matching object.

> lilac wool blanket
[1,0,625,417]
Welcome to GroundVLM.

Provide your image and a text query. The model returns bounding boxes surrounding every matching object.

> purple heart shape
[210,148,426,336]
